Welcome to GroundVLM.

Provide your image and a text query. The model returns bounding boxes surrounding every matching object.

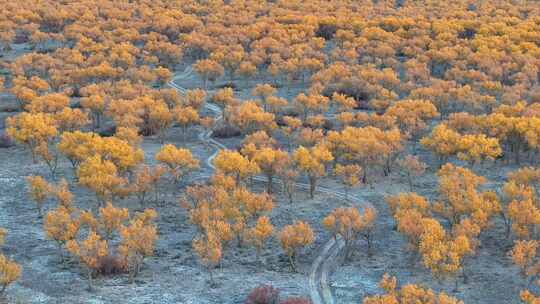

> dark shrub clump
[245,285,280,304]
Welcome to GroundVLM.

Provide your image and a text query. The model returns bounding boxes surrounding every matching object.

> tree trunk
[309,176,316,199]
[266,173,273,194]
[87,268,94,291]
[208,266,215,286]
[342,242,351,265]
[288,253,297,272]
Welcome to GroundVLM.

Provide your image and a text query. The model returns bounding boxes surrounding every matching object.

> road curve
[168,67,362,304]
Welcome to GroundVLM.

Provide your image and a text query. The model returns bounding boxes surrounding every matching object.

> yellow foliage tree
[396,155,427,191]
[334,164,362,199]
[65,231,108,289]
[27,175,50,217]
[193,230,222,284]
[510,240,540,285]
[362,274,463,304]
[43,206,80,261]
[245,216,274,261]
[193,59,224,89]
[433,163,499,228]
[118,209,158,282]
[214,149,260,184]
[419,218,472,285]
[250,147,288,194]
[77,155,127,206]
[386,192,431,251]
[281,116,302,150]
[6,112,58,163]
[277,157,299,204]
[25,92,70,113]
[420,124,461,165]
[293,144,333,198]
[148,102,173,143]
[57,131,100,169]
[0,229,21,296]
[322,206,377,259]
[49,179,74,211]
[252,83,277,112]
[521,290,540,304]
[182,89,206,110]
[385,99,439,144]
[131,165,166,205]
[229,101,277,135]
[99,202,129,239]
[279,221,315,272]
[456,133,502,165]
[326,126,402,182]
[173,106,199,142]
[54,107,90,132]
[155,144,200,183]
[507,198,540,240]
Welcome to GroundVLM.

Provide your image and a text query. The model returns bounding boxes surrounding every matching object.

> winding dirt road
[168,67,360,304]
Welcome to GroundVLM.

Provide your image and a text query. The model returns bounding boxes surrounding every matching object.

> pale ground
[0,55,532,303]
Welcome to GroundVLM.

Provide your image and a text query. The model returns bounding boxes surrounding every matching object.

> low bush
[0,133,14,148]
[96,254,126,276]
[212,125,241,138]
[281,297,311,304]
[245,285,280,304]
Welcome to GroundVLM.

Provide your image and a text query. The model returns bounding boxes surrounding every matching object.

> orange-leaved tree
[293,144,333,199]
[510,240,540,286]
[43,206,80,262]
[279,221,315,272]
[248,146,288,194]
[245,216,274,262]
[118,209,158,282]
[193,230,223,285]
[433,163,499,229]
[193,59,224,89]
[386,192,431,252]
[213,149,260,184]
[6,112,58,164]
[99,202,129,240]
[419,218,472,286]
[173,106,199,142]
[77,155,127,206]
[384,99,439,146]
[131,165,166,205]
[0,228,21,296]
[65,231,108,289]
[155,144,200,183]
[396,155,427,191]
[322,206,377,260]
[334,164,362,200]
[27,175,51,217]
[362,274,463,304]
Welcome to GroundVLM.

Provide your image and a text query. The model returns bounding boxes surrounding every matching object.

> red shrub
[96,254,125,276]
[280,297,312,304]
[245,285,280,304]
[0,133,14,148]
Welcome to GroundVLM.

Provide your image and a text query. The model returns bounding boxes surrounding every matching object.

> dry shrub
[245,285,280,304]
[280,297,311,304]
[96,254,126,276]
[0,133,14,148]
[213,125,241,138]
